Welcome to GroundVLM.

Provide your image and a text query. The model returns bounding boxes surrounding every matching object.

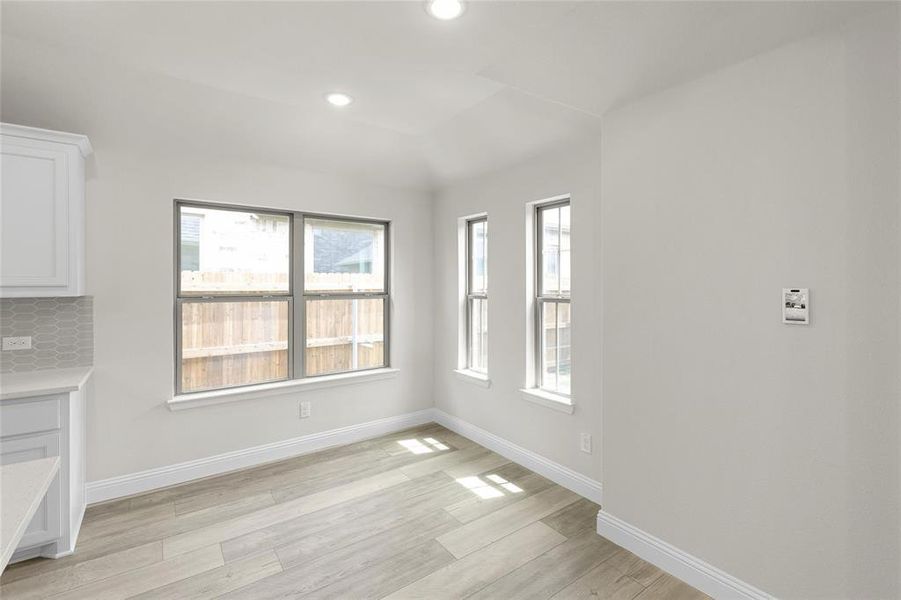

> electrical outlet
[580,433,592,454]
[2,336,32,351]
[299,401,311,419]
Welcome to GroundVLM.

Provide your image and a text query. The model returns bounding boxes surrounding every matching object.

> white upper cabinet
[1,124,92,297]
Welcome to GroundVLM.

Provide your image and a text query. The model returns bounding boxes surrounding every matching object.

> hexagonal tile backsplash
[0,297,93,373]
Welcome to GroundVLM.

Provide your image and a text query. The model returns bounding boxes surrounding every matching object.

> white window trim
[453,368,491,388]
[519,387,574,414]
[168,367,400,411]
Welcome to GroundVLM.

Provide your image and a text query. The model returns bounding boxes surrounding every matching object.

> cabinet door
[0,140,70,290]
[1,433,62,549]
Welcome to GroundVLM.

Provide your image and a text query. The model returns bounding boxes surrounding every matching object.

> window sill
[519,388,574,414]
[453,369,491,388]
[168,368,400,411]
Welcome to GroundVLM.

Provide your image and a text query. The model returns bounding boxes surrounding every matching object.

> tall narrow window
[176,202,390,395]
[466,217,488,373]
[303,217,388,377]
[176,204,292,394]
[536,201,570,395]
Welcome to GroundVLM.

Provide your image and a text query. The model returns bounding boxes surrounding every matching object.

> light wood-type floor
[0,423,709,600]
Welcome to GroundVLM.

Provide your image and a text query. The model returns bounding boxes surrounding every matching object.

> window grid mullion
[470,225,475,371]
[552,301,558,391]
[300,213,307,377]
[302,292,388,299]
[557,208,563,296]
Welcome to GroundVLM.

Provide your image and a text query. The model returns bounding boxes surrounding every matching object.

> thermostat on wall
[783,288,809,325]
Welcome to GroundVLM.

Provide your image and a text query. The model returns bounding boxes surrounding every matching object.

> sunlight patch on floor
[397,437,451,454]
[423,437,450,450]
[486,473,523,494]
[456,473,526,499]
[398,439,433,454]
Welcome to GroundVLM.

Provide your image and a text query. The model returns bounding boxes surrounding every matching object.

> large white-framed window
[534,199,571,397]
[466,216,488,374]
[175,200,389,395]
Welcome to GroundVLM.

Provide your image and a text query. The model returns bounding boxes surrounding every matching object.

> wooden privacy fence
[304,298,384,376]
[181,271,290,293]
[179,272,384,392]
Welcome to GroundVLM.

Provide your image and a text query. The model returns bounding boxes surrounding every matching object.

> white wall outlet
[580,433,592,454]
[299,401,311,419]
[2,336,32,351]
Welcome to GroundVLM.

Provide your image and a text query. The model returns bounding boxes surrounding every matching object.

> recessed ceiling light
[325,92,353,107]
[427,0,464,20]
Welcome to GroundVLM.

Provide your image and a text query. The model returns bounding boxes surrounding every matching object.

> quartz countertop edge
[0,456,61,572]
[0,366,94,401]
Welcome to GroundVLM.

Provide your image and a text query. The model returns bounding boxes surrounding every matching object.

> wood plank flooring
[0,423,709,600]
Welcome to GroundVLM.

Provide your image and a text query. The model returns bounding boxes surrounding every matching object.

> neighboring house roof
[314,228,374,273]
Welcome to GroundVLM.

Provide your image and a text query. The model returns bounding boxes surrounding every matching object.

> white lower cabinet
[0,376,88,562]
[1,432,62,550]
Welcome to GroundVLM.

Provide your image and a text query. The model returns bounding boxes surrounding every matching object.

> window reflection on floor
[397,437,451,454]
[456,473,526,499]
[423,437,449,450]
[394,438,525,500]
[486,473,523,493]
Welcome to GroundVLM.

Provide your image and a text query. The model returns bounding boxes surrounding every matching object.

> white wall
[1,38,435,482]
[433,139,603,485]
[601,10,899,599]
[84,152,433,481]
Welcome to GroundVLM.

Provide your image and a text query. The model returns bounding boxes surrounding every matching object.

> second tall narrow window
[467,217,488,373]
[536,200,570,395]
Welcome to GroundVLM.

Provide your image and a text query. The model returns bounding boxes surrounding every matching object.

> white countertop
[0,457,60,572]
[0,366,93,401]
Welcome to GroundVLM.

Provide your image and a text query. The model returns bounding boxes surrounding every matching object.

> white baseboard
[9,542,73,564]
[86,408,435,505]
[9,545,42,564]
[432,409,603,504]
[596,511,774,600]
[87,407,602,509]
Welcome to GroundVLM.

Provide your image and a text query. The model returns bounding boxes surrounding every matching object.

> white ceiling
[0,1,879,190]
